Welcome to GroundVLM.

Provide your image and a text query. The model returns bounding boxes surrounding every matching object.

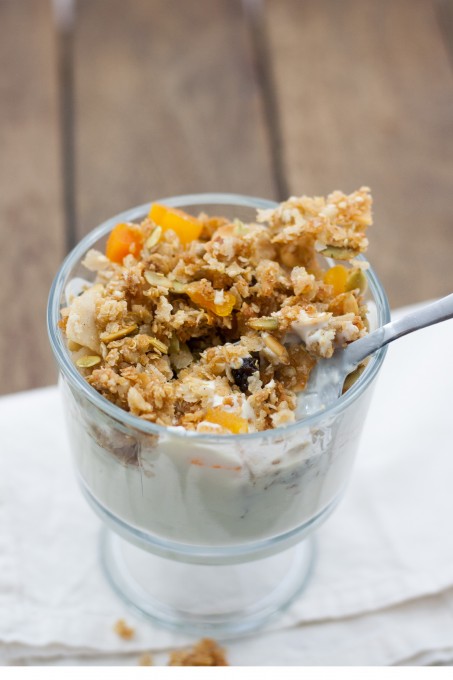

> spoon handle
[344,292,453,368]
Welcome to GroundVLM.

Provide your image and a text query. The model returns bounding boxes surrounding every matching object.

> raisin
[231,355,259,393]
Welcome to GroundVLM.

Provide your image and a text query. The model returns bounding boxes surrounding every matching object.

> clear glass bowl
[47,193,390,635]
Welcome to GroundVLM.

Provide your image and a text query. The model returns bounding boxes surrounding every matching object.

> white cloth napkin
[1,302,453,666]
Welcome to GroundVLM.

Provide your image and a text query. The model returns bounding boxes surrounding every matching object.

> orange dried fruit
[149,203,203,245]
[105,223,144,263]
[323,265,348,296]
[204,407,248,434]
[187,287,236,317]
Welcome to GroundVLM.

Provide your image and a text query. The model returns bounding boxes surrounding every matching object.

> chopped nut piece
[100,324,138,344]
[148,336,168,354]
[169,280,188,294]
[113,619,135,640]
[75,355,101,368]
[145,225,162,249]
[263,333,290,364]
[247,316,279,331]
[144,270,171,288]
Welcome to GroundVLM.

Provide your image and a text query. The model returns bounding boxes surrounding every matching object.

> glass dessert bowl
[47,193,390,635]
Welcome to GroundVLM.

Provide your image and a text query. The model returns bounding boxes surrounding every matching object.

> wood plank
[265,0,453,307]
[0,0,64,394]
[73,0,276,238]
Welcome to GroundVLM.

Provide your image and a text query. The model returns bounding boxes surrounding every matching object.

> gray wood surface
[1,0,453,394]
[264,0,453,307]
[72,0,276,238]
[0,0,64,394]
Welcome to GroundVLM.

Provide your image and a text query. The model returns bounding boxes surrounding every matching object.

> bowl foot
[101,528,315,637]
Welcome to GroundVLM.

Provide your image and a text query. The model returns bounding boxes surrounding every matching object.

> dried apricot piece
[105,223,144,263]
[187,287,236,317]
[323,265,348,296]
[149,203,202,245]
[204,407,248,434]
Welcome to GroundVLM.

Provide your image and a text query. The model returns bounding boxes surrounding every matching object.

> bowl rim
[47,192,391,441]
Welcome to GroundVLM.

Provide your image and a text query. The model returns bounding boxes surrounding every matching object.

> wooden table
[1,0,453,395]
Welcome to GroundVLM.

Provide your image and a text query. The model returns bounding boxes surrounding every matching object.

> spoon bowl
[299,292,453,417]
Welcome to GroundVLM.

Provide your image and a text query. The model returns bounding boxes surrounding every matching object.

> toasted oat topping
[61,188,372,434]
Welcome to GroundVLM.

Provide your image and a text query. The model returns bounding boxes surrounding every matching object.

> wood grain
[0,0,64,394]
[264,0,453,306]
[72,0,276,238]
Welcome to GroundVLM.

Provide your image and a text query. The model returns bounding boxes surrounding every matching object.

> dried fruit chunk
[106,223,144,263]
[187,286,236,317]
[323,265,348,296]
[149,203,203,245]
[204,407,249,434]
[231,355,259,393]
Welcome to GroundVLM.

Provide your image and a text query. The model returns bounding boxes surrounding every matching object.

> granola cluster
[60,187,372,434]
[168,638,228,666]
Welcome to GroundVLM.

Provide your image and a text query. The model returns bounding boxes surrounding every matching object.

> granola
[61,188,372,434]
[168,638,228,666]
[113,618,135,640]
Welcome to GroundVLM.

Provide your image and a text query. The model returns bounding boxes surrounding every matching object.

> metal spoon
[299,293,453,416]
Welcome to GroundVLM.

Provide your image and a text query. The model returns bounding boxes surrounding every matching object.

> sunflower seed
[247,317,279,331]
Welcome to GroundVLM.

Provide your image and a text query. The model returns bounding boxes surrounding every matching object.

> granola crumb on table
[113,618,135,640]
[61,188,372,434]
[168,638,229,666]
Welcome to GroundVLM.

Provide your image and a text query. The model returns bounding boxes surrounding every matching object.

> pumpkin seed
[346,268,368,294]
[100,324,138,343]
[76,355,101,368]
[321,246,360,260]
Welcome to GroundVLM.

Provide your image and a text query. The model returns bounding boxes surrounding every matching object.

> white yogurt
[63,376,373,548]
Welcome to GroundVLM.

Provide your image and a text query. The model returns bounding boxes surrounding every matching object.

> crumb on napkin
[113,618,135,640]
[168,637,229,666]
